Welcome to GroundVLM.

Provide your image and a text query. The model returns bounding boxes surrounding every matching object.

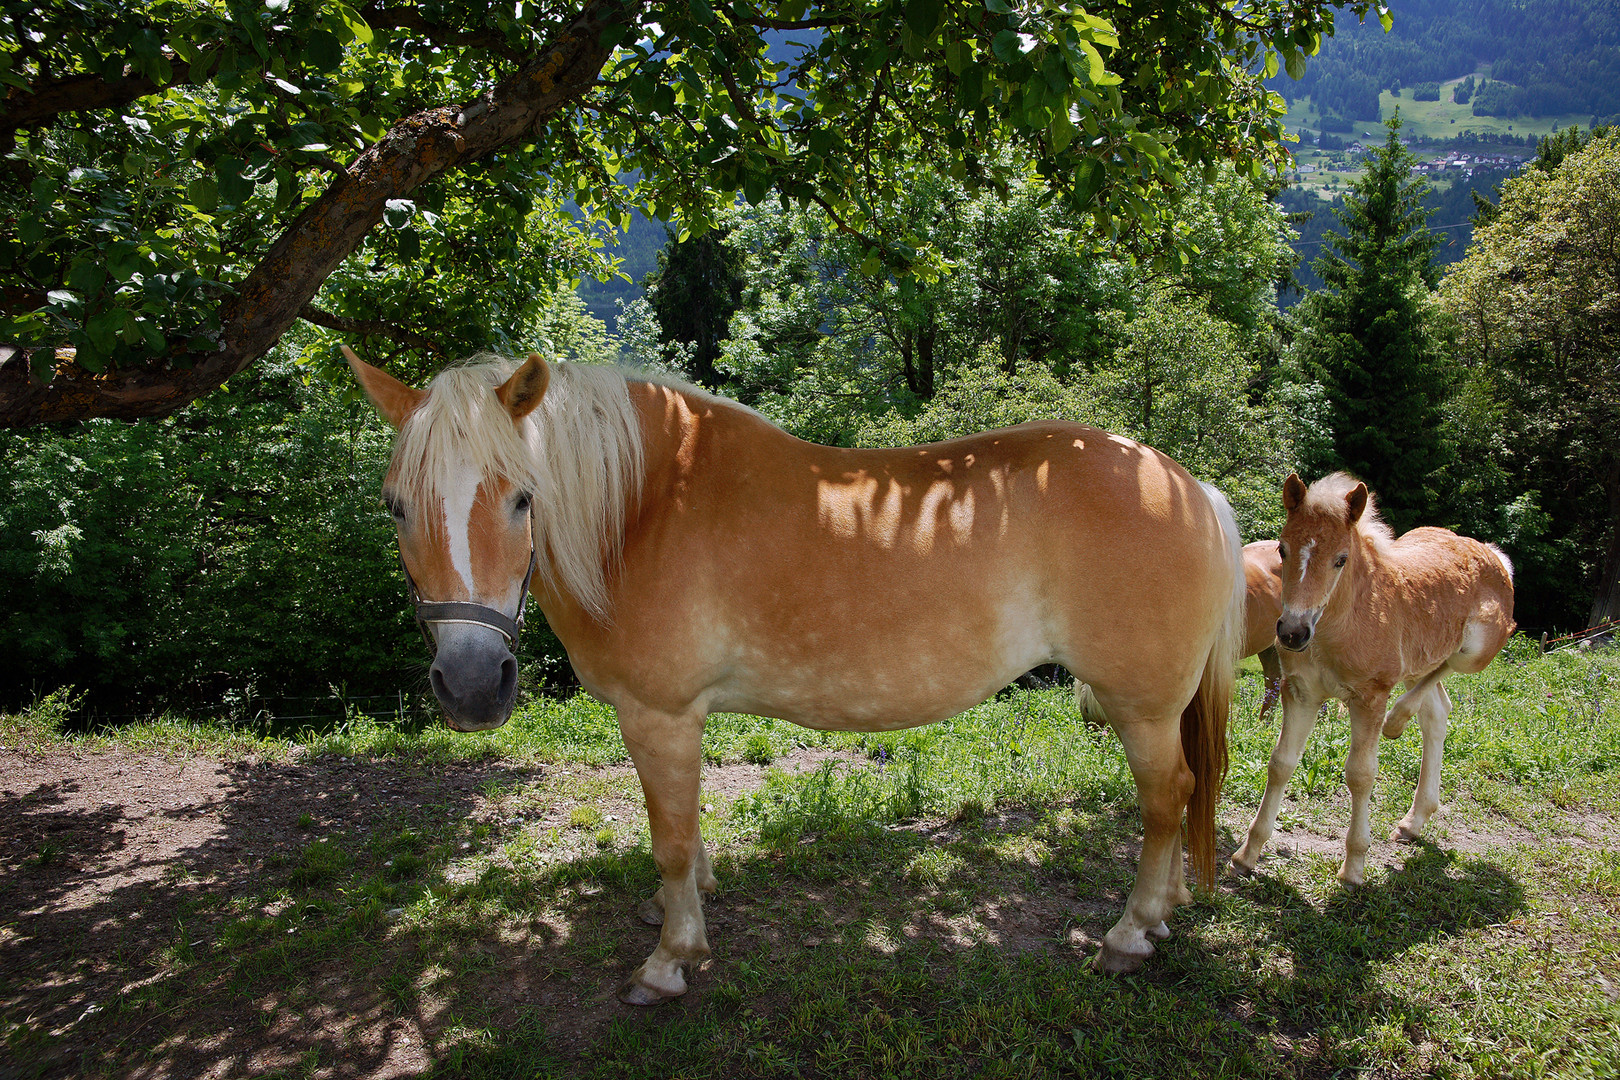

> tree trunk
[1590,452,1620,627]
[0,0,638,426]
[916,324,936,399]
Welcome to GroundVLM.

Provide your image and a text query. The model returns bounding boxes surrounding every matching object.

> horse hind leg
[1096,711,1195,973]
[1383,661,1451,739]
[1393,683,1452,842]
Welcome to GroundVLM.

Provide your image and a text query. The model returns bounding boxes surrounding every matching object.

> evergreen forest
[1,0,1617,720]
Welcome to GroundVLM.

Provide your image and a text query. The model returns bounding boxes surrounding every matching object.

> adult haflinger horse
[1230,473,1516,886]
[343,347,1245,1003]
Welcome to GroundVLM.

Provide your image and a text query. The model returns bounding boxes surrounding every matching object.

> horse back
[1382,527,1516,675]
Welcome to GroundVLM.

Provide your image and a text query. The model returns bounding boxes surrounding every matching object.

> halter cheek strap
[400,547,538,656]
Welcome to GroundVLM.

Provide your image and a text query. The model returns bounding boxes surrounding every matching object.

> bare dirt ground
[2,744,1611,1079]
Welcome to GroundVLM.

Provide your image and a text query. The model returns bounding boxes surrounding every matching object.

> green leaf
[397,228,421,262]
[306,30,344,72]
[67,263,108,296]
[216,158,254,205]
[905,0,944,38]
[1379,5,1393,32]
[187,177,219,211]
[991,30,1023,63]
[984,0,1013,13]
[85,311,120,353]
[690,0,714,24]
[334,4,373,46]
[1283,47,1305,80]
[945,40,969,76]
[1076,40,1107,85]
[1048,106,1075,152]
[383,199,414,228]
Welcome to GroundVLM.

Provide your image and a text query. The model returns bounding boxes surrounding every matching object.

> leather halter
[399,546,538,657]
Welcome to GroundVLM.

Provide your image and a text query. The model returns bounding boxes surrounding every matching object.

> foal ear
[1344,482,1369,526]
[342,345,424,429]
[496,353,550,420]
[1282,473,1307,512]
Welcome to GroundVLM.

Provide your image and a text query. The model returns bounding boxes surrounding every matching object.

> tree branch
[298,306,444,353]
[0,0,643,425]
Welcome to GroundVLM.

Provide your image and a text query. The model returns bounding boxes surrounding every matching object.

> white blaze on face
[1297,540,1315,583]
[440,460,482,597]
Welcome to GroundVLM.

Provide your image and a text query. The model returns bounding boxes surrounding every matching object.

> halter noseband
[399,546,538,656]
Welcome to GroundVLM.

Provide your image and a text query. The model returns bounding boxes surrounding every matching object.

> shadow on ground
[0,749,1530,1079]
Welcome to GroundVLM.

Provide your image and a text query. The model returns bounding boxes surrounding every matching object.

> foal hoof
[1382,713,1412,739]
[637,898,664,926]
[1390,823,1423,843]
[1147,920,1172,941]
[1227,856,1256,879]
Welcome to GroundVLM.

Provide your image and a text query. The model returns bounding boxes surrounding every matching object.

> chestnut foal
[1230,473,1515,885]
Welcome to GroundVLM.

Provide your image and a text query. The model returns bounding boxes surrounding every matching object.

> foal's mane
[389,354,648,620]
[1304,472,1395,546]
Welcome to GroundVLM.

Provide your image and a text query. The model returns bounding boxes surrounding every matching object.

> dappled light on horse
[348,348,1247,1004]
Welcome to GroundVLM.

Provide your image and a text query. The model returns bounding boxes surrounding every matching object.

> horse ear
[496,353,550,420]
[1282,473,1307,512]
[1345,482,1369,526]
[342,345,423,429]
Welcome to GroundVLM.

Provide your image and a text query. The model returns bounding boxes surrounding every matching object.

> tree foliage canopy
[2,0,1381,424]
[1440,131,1620,625]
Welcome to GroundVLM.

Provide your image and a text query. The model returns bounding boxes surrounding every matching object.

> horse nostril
[430,663,450,703]
[497,655,518,705]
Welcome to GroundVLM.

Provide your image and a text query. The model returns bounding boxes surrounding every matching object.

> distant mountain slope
[1275,0,1620,124]
[1276,165,1519,304]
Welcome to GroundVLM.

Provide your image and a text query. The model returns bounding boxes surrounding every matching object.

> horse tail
[1183,482,1245,888]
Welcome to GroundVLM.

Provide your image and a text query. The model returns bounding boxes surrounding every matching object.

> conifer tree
[1297,113,1454,532]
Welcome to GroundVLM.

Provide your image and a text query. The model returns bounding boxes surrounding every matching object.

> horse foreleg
[1393,683,1452,842]
[617,705,711,1006]
[638,842,719,925]
[1098,716,1195,973]
[1231,680,1325,875]
[1340,695,1387,886]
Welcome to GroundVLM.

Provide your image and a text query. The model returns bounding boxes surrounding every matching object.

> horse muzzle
[1276,610,1318,653]
[428,627,519,731]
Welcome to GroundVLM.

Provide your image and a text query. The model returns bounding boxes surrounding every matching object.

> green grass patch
[3,642,1618,1078]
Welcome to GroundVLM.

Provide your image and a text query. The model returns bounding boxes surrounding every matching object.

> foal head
[1274,472,1371,652]
[346,347,550,731]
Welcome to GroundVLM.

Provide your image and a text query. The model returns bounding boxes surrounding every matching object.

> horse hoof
[1382,715,1411,739]
[1336,866,1366,888]
[1147,921,1172,941]
[1227,857,1256,879]
[1094,940,1152,975]
[1390,824,1422,843]
[637,898,664,926]
[618,964,688,1006]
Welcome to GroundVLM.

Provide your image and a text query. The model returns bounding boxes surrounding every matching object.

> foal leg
[1257,647,1283,725]
[1392,683,1452,842]
[1339,694,1388,886]
[617,704,712,1005]
[1098,715,1195,973]
[1231,680,1326,875]
[1383,662,1450,739]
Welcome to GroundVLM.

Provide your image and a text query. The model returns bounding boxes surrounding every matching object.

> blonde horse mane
[1304,471,1396,546]
[389,354,646,620]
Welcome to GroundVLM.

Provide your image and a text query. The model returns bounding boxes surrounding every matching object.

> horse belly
[709,579,1055,731]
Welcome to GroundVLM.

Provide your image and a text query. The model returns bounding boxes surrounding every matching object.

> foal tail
[1183,483,1245,888]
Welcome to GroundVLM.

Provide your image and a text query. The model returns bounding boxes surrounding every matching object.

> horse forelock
[388,355,646,621]
[1302,472,1395,546]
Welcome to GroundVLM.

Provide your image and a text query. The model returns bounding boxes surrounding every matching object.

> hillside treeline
[1278,0,1620,126]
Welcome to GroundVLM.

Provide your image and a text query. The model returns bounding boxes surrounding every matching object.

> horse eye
[384,498,405,523]
[1334,553,1348,568]
[1278,543,1289,560]
[513,493,532,514]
